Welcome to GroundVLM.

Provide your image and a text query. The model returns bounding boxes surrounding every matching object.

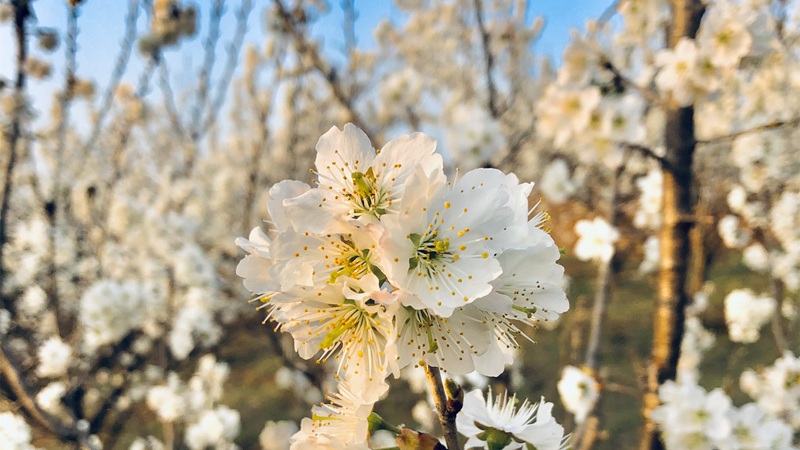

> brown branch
[0,0,31,302]
[584,158,626,371]
[574,155,627,450]
[604,382,641,398]
[770,277,788,354]
[45,2,80,329]
[272,0,377,145]
[696,117,800,144]
[600,56,664,106]
[0,344,78,442]
[618,142,669,169]
[423,364,460,450]
[473,0,501,117]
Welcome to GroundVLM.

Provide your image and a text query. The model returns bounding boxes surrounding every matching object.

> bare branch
[54,3,80,192]
[423,364,460,450]
[80,0,140,157]
[584,246,614,371]
[617,142,669,169]
[0,0,31,301]
[272,0,377,144]
[473,0,501,117]
[601,55,664,106]
[45,1,80,327]
[597,0,620,28]
[0,344,78,442]
[574,153,627,448]
[202,0,254,136]
[696,117,800,144]
[604,381,641,398]
[770,277,788,354]
[190,0,224,141]
[341,0,357,54]
[157,58,187,138]
[241,47,283,236]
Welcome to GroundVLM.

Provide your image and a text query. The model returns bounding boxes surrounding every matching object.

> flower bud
[444,377,464,414]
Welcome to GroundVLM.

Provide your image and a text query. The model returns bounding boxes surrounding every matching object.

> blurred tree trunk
[640,1,705,449]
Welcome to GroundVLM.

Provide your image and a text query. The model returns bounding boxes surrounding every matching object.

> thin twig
[604,381,641,398]
[0,344,78,442]
[600,55,664,106]
[202,0,253,136]
[157,58,186,138]
[617,142,669,169]
[241,47,283,235]
[95,58,156,275]
[576,153,627,449]
[596,0,619,28]
[341,0,357,54]
[46,2,80,326]
[473,0,501,117]
[696,117,800,144]
[770,277,788,353]
[190,0,224,141]
[79,0,139,158]
[423,364,460,450]
[272,0,377,144]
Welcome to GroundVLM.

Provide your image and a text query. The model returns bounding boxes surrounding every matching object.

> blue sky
[0,0,610,124]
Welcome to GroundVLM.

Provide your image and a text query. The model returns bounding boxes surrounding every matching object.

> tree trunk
[640,1,705,449]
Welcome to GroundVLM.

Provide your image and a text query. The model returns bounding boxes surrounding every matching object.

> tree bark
[640,1,705,449]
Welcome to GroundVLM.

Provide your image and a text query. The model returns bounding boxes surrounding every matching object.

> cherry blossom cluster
[237,123,569,447]
[651,377,796,450]
[740,352,800,430]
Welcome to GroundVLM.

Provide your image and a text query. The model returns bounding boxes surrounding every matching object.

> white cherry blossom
[456,388,568,450]
[286,124,442,233]
[290,379,373,450]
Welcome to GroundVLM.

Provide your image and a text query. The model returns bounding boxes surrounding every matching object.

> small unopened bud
[137,34,162,55]
[178,6,197,37]
[396,428,446,450]
[444,377,464,413]
[25,58,52,80]
[74,79,96,100]
[37,31,59,52]
[0,5,12,23]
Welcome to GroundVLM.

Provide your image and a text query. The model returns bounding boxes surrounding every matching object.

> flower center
[408,232,452,274]
[330,239,373,283]
[347,167,391,217]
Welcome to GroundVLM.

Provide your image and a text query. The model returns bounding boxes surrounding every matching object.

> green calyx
[476,427,514,450]
[368,412,402,435]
